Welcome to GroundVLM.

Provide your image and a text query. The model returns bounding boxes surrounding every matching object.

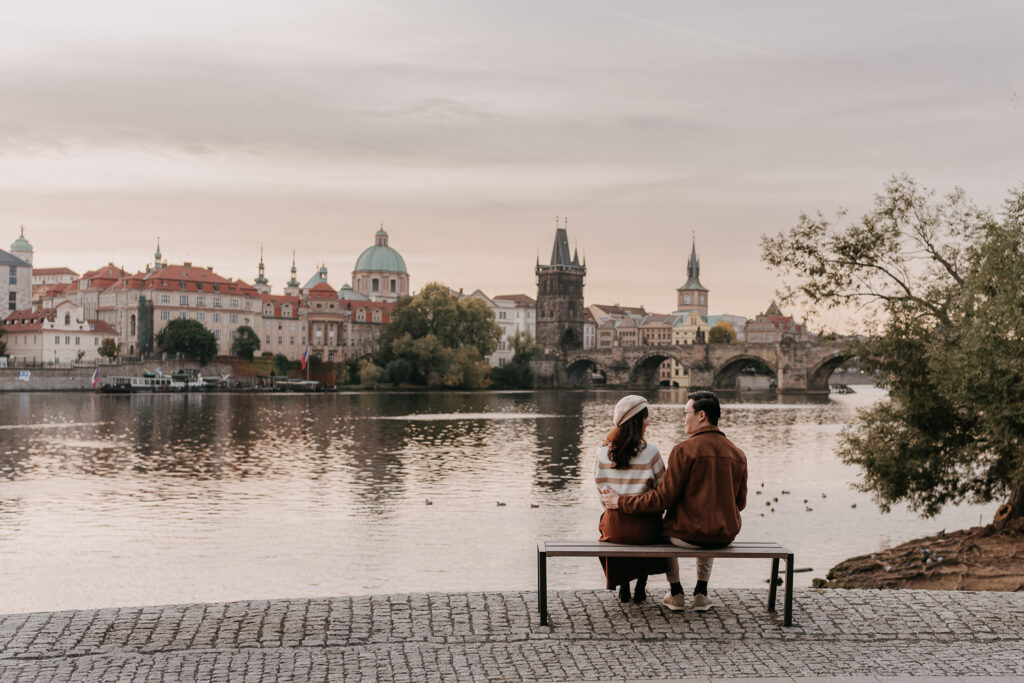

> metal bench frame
[537,540,794,626]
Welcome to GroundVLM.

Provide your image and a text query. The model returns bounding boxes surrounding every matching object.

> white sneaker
[662,591,686,611]
[692,593,713,612]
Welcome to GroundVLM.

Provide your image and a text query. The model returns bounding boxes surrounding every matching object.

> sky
[1,0,1022,331]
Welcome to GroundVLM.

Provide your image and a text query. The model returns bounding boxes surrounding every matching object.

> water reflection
[0,388,1000,614]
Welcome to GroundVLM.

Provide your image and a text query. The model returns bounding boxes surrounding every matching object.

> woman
[593,395,678,603]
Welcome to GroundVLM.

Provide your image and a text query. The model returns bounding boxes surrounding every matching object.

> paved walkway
[2,589,1023,681]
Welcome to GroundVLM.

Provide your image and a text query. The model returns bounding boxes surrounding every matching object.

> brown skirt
[597,509,668,589]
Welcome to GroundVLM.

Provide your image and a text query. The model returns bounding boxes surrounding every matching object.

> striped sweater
[593,442,665,495]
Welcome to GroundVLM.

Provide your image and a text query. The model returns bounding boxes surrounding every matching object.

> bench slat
[540,540,790,559]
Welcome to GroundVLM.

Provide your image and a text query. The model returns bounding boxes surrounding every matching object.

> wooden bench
[537,540,795,626]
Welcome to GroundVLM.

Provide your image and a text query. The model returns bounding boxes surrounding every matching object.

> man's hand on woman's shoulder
[600,487,620,510]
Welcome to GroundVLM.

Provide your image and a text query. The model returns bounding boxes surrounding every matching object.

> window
[683,295,691,304]
[160,294,170,304]
[213,313,221,323]
[213,297,222,308]
[74,336,80,345]
[8,291,15,311]
[65,336,70,345]
[65,313,71,325]
[265,321,271,330]
[229,314,238,324]
[197,296,205,307]
[265,336,271,344]
[356,309,366,322]
[160,311,170,320]
[371,278,379,292]
[372,309,381,323]
[289,336,294,344]
[8,265,15,285]
[197,312,205,322]
[94,338,99,346]
[179,295,188,306]
[214,330,221,339]
[278,336,283,345]
[700,295,705,304]
[179,312,188,320]
[229,298,239,308]
[55,335,60,344]
[290,322,295,331]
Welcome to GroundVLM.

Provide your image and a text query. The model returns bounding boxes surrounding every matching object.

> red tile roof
[33,267,78,277]
[494,294,536,305]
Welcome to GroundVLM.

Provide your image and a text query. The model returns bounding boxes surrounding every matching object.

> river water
[0,388,997,614]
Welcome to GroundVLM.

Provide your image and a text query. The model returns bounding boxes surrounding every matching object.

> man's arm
[617,444,690,515]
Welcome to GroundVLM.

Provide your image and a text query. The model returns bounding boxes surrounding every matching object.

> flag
[92,368,100,387]
[301,346,309,371]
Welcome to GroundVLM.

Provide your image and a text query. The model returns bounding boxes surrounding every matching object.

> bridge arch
[565,357,606,385]
[713,353,778,390]
[629,351,685,389]
[807,351,854,392]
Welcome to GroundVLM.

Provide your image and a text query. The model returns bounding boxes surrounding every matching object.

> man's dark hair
[687,390,720,426]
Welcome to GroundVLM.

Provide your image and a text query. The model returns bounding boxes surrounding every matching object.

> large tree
[231,325,261,361]
[156,319,218,365]
[376,282,501,387]
[762,175,1024,522]
[0,326,6,356]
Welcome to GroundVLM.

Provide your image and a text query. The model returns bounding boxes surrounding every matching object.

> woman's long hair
[605,407,648,469]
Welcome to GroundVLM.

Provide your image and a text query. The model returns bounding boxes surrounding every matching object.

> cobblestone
[1,589,1023,681]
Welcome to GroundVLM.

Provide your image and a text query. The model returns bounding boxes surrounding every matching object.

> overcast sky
[2,0,1021,329]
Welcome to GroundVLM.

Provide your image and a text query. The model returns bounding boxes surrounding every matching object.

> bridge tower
[536,220,586,355]
[676,237,708,317]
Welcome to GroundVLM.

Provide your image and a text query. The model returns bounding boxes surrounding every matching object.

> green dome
[11,226,32,253]
[353,229,407,274]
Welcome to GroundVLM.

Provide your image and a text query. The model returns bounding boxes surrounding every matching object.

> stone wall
[0,359,243,392]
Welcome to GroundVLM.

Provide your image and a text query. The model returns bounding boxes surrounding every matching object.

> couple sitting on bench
[595,391,748,612]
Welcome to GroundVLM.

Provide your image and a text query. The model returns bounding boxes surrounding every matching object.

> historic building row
[1,228,409,365]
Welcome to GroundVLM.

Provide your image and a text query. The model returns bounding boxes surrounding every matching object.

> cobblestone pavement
[1,589,1023,681]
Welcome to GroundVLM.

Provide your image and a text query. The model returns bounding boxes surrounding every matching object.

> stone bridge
[550,339,850,392]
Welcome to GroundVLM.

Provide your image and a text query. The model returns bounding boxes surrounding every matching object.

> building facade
[468,291,537,367]
[2,301,116,364]
[745,301,808,343]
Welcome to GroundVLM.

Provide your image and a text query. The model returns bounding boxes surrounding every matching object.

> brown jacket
[619,425,747,545]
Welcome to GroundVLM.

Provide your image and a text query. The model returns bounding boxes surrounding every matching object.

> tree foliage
[273,353,290,377]
[155,319,218,365]
[762,175,1024,520]
[97,338,119,360]
[375,282,501,387]
[490,331,542,389]
[231,325,261,361]
[0,326,7,356]
[708,322,737,344]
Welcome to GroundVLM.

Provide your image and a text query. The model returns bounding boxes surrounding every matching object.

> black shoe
[633,576,648,603]
[618,584,631,602]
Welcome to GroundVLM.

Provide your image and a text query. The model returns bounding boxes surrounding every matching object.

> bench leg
[767,557,779,612]
[538,549,548,626]
[784,553,794,627]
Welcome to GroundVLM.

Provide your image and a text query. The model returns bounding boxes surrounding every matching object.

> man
[600,390,747,612]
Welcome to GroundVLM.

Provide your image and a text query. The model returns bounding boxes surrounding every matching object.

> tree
[708,322,737,344]
[376,282,502,387]
[762,174,1024,522]
[273,353,290,377]
[0,326,7,356]
[231,325,261,361]
[358,358,382,386]
[491,331,542,388]
[155,319,218,365]
[98,338,119,360]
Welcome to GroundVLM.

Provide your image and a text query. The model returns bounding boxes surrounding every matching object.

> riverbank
[1,588,1023,681]
[822,518,1024,591]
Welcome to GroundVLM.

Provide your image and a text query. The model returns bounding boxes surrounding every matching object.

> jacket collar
[688,424,723,438]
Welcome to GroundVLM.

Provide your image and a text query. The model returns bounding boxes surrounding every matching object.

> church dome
[11,226,32,253]
[353,228,407,275]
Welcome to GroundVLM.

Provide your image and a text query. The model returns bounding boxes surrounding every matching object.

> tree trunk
[994,481,1024,526]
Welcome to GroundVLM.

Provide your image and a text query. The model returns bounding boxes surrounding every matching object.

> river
[0,388,997,614]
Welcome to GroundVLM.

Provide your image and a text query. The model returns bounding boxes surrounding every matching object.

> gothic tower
[676,237,708,316]
[535,220,586,354]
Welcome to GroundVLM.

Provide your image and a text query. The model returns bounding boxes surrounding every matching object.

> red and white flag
[91,368,100,387]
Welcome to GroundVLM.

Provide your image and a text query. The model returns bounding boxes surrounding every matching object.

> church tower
[676,238,708,316]
[10,225,33,266]
[253,245,270,294]
[535,218,586,355]
[284,251,301,296]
